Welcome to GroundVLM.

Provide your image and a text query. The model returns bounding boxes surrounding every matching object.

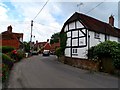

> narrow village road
[8,55,118,88]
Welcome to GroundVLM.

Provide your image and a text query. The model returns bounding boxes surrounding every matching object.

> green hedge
[88,41,120,69]
[2,53,14,83]
[0,46,15,53]
[7,50,25,62]
[2,53,14,69]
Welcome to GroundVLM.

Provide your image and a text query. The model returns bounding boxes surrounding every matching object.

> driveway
[8,55,119,88]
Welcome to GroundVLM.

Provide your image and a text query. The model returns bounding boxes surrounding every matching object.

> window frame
[94,32,100,39]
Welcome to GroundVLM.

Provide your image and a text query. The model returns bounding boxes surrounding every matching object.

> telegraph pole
[30,20,33,51]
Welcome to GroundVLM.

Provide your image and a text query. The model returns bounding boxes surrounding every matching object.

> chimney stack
[47,39,49,42]
[109,15,114,26]
[7,25,12,33]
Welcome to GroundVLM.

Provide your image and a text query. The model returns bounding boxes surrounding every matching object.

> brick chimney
[7,25,12,33]
[47,39,49,42]
[109,15,114,26]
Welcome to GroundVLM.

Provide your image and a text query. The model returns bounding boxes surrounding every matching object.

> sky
[0,0,119,42]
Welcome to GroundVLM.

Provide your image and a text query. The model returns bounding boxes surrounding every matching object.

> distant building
[0,25,23,49]
[50,42,60,52]
[61,12,120,59]
[35,40,51,53]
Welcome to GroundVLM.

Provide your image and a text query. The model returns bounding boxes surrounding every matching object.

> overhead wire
[33,0,49,20]
[85,1,105,14]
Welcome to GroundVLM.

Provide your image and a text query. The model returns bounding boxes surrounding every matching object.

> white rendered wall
[89,31,105,47]
[65,48,70,57]
[109,36,118,42]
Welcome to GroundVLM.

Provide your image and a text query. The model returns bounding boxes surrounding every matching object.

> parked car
[43,50,50,56]
[32,51,38,55]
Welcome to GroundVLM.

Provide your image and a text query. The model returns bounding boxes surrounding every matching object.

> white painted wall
[69,22,75,30]
[110,36,118,42]
[65,48,70,57]
[76,20,84,28]
[64,25,68,32]
[89,31,105,47]
[72,47,88,59]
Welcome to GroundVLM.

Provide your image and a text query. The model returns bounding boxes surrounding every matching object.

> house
[0,25,23,49]
[35,40,51,53]
[61,12,120,59]
[50,42,60,53]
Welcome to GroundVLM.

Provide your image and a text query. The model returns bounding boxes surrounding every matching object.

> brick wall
[0,39,20,49]
[59,56,99,71]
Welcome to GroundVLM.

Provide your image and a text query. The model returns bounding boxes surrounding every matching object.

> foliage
[2,53,14,69]
[23,42,30,52]
[0,46,15,53]
[2,63,9,83]
[2,53,14,83]
[50,32,60,44]
[16,50,25,61]
[55,47,63,57]
[7,50,25,62]
[87,41,120,69]
[60,32,67,55]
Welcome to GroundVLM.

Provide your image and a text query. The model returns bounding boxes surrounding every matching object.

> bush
[2,53,14,69]
[2,53,14,83]
[16,50,25,61]
[88,41,120,69]
[55,47,63,57]
[0,46,15,53]
[2,63,9,83]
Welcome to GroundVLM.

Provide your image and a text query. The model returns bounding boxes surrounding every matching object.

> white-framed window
[94,32,100,39]
[72,48,77,54]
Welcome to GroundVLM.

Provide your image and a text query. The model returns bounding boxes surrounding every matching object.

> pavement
[7,55,119,88]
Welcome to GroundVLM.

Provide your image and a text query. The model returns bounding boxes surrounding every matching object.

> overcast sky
[0,0,119,42]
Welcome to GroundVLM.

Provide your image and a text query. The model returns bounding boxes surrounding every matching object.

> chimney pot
[7,25,12,33]
[109,15,114,26]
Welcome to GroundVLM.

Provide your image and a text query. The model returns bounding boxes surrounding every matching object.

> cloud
[0,1,119,43]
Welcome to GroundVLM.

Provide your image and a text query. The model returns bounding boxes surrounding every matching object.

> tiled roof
[61,12,120,38]
[0,31,23,40]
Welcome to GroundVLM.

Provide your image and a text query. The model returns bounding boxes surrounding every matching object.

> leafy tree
[59,32,67,55]
[23,41,30,52]
[50,32,60,44]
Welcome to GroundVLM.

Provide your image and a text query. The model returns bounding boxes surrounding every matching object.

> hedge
[87,41,120,69]
[0,46,15,53]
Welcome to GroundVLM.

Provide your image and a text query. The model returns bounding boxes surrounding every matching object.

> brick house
[0,25,23,49]
[50,42,60,53]
[35,40,51,53]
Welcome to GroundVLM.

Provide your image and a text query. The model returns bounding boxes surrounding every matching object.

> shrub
[55,47,63,57]
[0,46,15,53]
[2,53,14,69]
[2,63,9,83]
[60,32,67,55]
[87,41,120,69]
[16,50,25,61]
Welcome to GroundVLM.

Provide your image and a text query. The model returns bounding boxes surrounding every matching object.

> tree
[50,32,60,44]
[23,41,30,52]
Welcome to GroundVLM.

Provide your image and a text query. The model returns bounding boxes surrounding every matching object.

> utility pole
[30,20,33,51]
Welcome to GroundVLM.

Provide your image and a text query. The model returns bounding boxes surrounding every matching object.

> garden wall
[58,56,99,71]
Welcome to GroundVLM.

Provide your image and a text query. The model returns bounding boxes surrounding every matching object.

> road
[8,55,119,88]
